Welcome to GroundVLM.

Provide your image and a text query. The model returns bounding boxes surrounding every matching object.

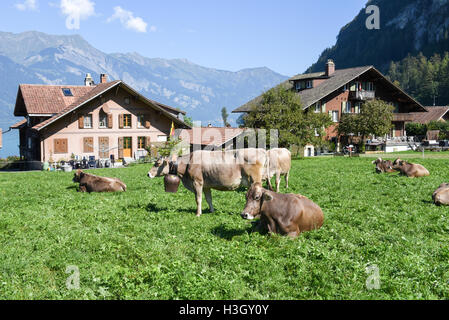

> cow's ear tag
[263,193,273,202]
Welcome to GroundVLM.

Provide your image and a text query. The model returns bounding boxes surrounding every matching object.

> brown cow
[265,148,291,192]
[372,158,394,173]
[73,170,127,192]
[392,159,430,178]
[240,183,324,238]
[148,148,267,217]
[433,183,449,206]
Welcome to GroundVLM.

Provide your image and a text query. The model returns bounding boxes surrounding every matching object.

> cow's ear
[263,192,273,202]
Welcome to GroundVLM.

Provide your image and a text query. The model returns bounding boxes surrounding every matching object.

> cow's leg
[78,185,87,192]
[267,176,274,191]
[193,182,203,217]
[285,171,290,189]
[275,172,281,193]
[204,188,215,213]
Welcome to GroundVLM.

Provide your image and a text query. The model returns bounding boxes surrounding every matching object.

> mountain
[307,0,449,73]
[0,31,288,157]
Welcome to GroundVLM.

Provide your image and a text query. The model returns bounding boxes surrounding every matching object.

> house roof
[13,80,190,131]
[15,84,95,116]
[10,119,27,129]
[233,66,426,114]
[411,106,449,124]
[178,127,247,147]
[289,72,326,81]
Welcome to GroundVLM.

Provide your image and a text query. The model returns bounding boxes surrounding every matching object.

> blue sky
[0,0,368,76]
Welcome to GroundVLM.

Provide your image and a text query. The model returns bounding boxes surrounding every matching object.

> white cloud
[108,6,154,33]
[60,0,95,30]
[15,0,38,11]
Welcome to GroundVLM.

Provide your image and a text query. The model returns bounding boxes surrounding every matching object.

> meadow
[0,155,448,300]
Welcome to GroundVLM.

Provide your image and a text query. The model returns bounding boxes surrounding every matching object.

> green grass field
[1,156,448,300]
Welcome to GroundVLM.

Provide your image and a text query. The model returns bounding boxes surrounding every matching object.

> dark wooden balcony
[392,113,414,122]
[349,90,375,100]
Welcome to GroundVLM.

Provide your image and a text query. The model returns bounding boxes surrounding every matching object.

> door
[99,137,109,159]
[122,137,132,158]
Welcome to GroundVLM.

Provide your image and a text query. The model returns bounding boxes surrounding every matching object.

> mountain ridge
[0,30,288,157]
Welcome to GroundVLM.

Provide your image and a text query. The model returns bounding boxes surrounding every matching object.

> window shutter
[322,103,326,113]
[107,114,113,128]
[118,137,124,158]
[119,114,124,129]
[78,115,84,129]
[145,115,151,129]
[54,139,68,154]
[83,137,94,153]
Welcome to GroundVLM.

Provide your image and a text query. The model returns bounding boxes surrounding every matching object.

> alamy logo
[365,5,380,30]
[66,265,80,290]
[365,264,381,290]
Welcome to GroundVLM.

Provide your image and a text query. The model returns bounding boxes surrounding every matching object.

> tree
[338,99,394,150]
[221,107,230,127]
[242,86,332,149]
[183,115,193,127]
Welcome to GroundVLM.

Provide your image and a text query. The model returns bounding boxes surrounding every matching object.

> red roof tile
[179,127,248,146]
[411,106,449,124]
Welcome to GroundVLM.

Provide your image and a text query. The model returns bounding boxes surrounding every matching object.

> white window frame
[332,111,339,123]
[137,115,145,128]
[84,114,93,129]
[315,102,321,113]
[99,113,108,129]
[346,101,352,114]
[306,80,313,89]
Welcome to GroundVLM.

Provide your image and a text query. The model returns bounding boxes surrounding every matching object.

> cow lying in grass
[372,158,394,173]
[240,182,324,238]
[73,170,126,193]
[392,159,430,178]
[433,183,449,206]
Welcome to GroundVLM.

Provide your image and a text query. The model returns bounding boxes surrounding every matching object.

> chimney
[100,74,108,84]
[84,73,94,86]
[326,59,335,76]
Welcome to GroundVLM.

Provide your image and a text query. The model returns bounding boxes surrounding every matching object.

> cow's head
[241,182,274,220]
[392,158,407,170]
[148,157,170,179]
[73,170,84,183]
[372,158,384,173]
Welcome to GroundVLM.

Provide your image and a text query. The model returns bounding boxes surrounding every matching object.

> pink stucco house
[11,74,190,163]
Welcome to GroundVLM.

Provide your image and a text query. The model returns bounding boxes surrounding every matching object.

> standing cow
[265,148,291,192]
[148,148,267,217]
[392,159,430,178]
[240,182,324,238]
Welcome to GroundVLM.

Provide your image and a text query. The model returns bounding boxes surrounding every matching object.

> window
[314,102,321,113]
[354,102,361,114]
[124,97,130,105]
[343,84,349,91]
[157,136,168,142]
[346,101,352,113]
[62,88,73,96]
[306,80,313,89]
[123,114,131,128]
[99,113,108,128]
[332,111,339,123]
[137,115,145,128]
[83,114,92,129]
[295,81,306,91]
[138,137,147,149]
